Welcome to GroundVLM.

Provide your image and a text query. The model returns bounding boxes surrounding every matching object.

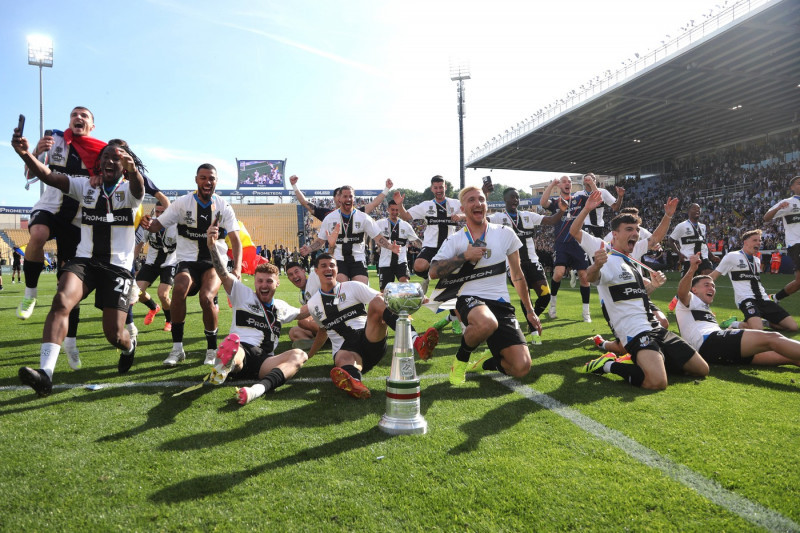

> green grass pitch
[1,270,799,531]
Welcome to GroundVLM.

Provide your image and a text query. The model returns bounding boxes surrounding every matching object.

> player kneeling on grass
[574,192,709,390]
[429,186,541,385]
[709,229,798,332]
[12,128,143,397]
[207,218,311,405]
[305,253,439,399]
[675,252,800,368]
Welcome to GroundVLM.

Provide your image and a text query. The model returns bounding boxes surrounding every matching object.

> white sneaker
[65,345,82,370]
[569,270,578,288]
[163,347,186,366]
[204,349,217,365]
[236,386,257,405]
[582,311,592,323]
[548,305,557,319]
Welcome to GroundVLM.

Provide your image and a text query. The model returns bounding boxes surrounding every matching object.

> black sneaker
[18,367,52,397]
[118,338,137,374]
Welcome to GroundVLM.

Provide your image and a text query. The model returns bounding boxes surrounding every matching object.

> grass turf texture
[1,271,799,531]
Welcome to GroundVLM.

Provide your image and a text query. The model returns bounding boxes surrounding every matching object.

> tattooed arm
[429,243,484,279]
[373,234,401,254]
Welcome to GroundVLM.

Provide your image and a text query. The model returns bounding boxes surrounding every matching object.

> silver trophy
[379,282,428,435]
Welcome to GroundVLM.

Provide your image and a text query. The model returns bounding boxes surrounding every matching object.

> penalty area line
[495,375,800,533]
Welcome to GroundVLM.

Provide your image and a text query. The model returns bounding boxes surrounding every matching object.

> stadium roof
[467,0,800,177]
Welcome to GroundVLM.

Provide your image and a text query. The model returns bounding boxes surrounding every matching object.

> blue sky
[1,0,722,206]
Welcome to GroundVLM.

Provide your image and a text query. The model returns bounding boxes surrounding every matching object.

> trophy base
[378,414,428,435]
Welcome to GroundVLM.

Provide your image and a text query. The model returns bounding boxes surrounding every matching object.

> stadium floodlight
[27,35,53,197]
[450,61,471,190]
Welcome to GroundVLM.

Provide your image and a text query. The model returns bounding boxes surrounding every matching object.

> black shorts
[583,225,606,238]
[738,298,790,324]
[698,329,750,364]
[29,209,81,271]
[136,263,176,286]
[456,296,527,356]
[553,240,589,270]
[624,327,696,373]
[62,257,134,312]
[416,247,438,265]
[378,263,410,290]
[12,261,21,271]
[514,261,547,289]
[339,328,387,374]
[175,260,214,297]
[681,258,714,276]
[230,343,270,381]
[788,244,800,272]
[336,259,368,280]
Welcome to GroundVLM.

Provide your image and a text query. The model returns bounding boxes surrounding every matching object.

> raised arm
[677,252,701,307]
[540,179,558,208]
[585,243,607,284]
[392,191,413,222]
[11,129,69,192]
[364,178,392,214]
[290,175,315,213]
[610,186,625,212]
[646,197,678,248]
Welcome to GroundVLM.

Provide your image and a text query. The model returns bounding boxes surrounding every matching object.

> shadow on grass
[149,427,392,504]
[97,387,215,442]
[704,364,800,392]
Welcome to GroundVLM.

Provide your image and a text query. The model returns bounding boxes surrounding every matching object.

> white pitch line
[3,372,798,531]
[495,375,800,533]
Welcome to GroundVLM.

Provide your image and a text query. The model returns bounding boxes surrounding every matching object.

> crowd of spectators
[283,131,799,273]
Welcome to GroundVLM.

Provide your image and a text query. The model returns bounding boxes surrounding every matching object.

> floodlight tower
[450,62,470,190]
[27,35,53,197]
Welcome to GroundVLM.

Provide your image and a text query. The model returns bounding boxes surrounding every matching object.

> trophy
[379,282,428,435]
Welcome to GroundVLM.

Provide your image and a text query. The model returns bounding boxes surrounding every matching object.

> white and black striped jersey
[67,176,142,270]
[299,270,321,305]
[430,223,521,304]
[156,193,238,263]
[714,250,768,304]
[670,219,709,259]
[580,231,656,344]
[572,188,616,232]
[30,130,89,226]
[306,281,379,355]
[675,293,720,351]
[768,196,800,246]
[140,224,178,267]
[406,198,461,248]
[227,280,299,355]
[375,218,419,268]
[318,209,382,263]
[489,210,545,264]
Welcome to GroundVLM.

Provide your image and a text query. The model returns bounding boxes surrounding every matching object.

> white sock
[63,337,77,352]
[550,295,557,306]
[603,361,613,373]
[172,342,184,352]
[25,287,37,299]
[583,303,590,314]
[250,383,266,399]
[40,342,60,378]
[601,341,610,350]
